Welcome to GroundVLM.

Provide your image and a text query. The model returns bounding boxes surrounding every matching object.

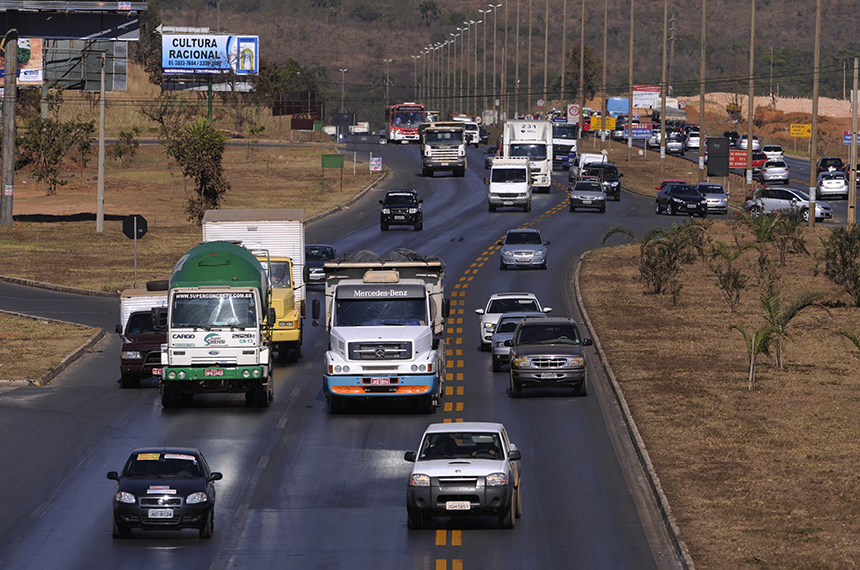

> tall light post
[465,20,476,116]
[601,0,608,151]
[515,1,520,116]
[457,27,465,111]
[543,0,549,106]
[474,19,483,118]
[479,9,491,119]
[503,2,509,120]
[560,0,567,101]
[445,40,453,118]
[579,0,585,133]
[339,68,348,113]
[528,0,532,112]
[411,54,420,100]
[450,33,460,115]
[490,4,502,124]
[383,58,393,108]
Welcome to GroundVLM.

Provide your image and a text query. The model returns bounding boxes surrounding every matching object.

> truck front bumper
[324,373,440,398]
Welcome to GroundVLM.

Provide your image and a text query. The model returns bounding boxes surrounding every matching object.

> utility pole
[698,0,706,183]
[579,0,585,133]
[746,0,755,196]
[515,0,520,116]
[475,19,482,118]
[0,28,17,226]
[601,0,607,151]
[660,0,668,173]
[543,0,549,106]
[480,9,490,119]
[504,2,509,120]
[491,3,502,124]
[411,55,420,101]
[850,58,857,228]
[809,0,821,229]
[561,0,567,102]
[339,68,347,113]
[384,59,393,108]
[528,0,532,113]
[627,0,634,163]
[668,13,678,97]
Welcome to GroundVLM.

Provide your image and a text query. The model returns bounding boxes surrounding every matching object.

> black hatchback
[380,189,423,231]
[107,447,222,539]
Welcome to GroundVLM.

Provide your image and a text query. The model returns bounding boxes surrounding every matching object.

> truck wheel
[329,395,348,414]
[120,374,138,389]
[509,374,522,398]
[417,395,434,414]
[489,203,497,212]
[423,168,433,177]
[456,169,466,177]
[146,280,169,291]
[406,507,425,530]
[161,383,180,409]
[253,381,270,408]
[524,201,531,212]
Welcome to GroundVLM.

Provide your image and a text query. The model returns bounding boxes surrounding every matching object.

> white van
[486,157,532,212]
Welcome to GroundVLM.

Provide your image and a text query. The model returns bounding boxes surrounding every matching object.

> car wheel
[615,193,621,202]
[406,507,424,530]
[499,258,506,270]
[655,201,662,214]
[199,509,213,539]
[499,499,515,529]
[667,202,675,216]
[802,209,810,222]
[492,355,501,373]
[120,374,138,389]
[480,340,490,352]
[600,204,606,213]
[161,383,180,409]
[509,373,522,398]
[524,201,531,212]
[575,376,588,397]
[112,518,130,539]
[569,202,575,212]
[415,221,423,231]
[381,224,389,231]
[698,211,708,218]
[540,261,547,270]
[489,203,497,212]
[749,206,761,218]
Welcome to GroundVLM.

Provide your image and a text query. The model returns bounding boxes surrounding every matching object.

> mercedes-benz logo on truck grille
[375,346,386,358]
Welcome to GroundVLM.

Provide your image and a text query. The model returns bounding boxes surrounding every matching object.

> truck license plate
[148,509,174,518]
[370,378,391,385]
[204,369,224,377]
[446,501,471,511]
[152,368,162,376]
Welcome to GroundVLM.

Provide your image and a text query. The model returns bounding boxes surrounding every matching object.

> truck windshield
[509,143,547,160]
[394,110,426,127]
[171,292,257,329]
[552,125,579,139]
[426,131,463,144]
[491,168,528,183]
[335,298,427,326]
[261,261,291,289]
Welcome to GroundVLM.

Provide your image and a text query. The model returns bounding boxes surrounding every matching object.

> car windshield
[418,432,503,460]
[698,185,724,195]
[820,158,843,168]
[515,324,581,345]
[668,134,684,141]
[597,166,619,177]
[574,182,602,192]
[491,168,528,183]
[505,231,542,245]
[821,173,845,181]
[306,246,335,261]
[126,312,158,334]
[509,143,547,160]
[487,298,539,313]
[124,452,202,478]
[765,161,785,168]
[671,185,701,196]
[384,193,417,206]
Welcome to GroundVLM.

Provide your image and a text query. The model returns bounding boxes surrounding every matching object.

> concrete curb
[573,251,696,570]
[0,310,106,387]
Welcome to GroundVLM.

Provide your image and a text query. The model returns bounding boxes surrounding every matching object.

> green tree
[564,45,602,100]
[731,324,774,391]
[709,241,752,312]
[129,0,162,86]
[821,225,860,306]
[164,118,231,224]
[760,292,822,369]
[418,0,440,27]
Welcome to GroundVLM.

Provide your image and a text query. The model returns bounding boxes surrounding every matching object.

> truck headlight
[115,491,136,504]
[332,365,351,373]
[486,473,508,486]
[121,351,142,360]
[186,492,209,504]
[410,474,431,487]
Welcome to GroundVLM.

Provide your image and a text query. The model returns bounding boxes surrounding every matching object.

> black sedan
[655,183,708,217]
[107,447,222,539]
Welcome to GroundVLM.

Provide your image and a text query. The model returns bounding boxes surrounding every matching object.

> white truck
[311,249,449,414]
[502,120,553,193]
[116,284,168,388]
[485,157,532,212]
[201,209,306,363]
[419,121,467,177]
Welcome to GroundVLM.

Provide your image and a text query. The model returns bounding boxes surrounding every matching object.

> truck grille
[430,149,461,161]
[531,356,569,368]
[348,342,411,360]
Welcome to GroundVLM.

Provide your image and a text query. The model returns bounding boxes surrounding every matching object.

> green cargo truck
[159,241,276,408]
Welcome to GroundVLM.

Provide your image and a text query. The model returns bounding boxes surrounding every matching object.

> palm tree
[731,324,775,390]
[709,241,753,312]
[760,292,822,368]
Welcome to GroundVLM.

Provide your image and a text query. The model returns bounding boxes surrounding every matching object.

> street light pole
[411,55,420,100]
[561,0,567,101]
[543,0,549,107]
[491,4,502,124]
[480,9,490,120]
[339,68,348,113]
[384,58,393,108]
[474,19,482,118]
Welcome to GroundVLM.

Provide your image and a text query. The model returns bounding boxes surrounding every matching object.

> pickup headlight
[408,208,418,214]
[121,351,142,360]
[410,474,431,487]
[567,357,585,367]
[512,356,531,368]
[115,491,136,504]
[186,492,209,504]
[486,473,508,486]
[382,208,391,214]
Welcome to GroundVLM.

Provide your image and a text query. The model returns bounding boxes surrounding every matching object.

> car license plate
[204,369,224,377]
[370,378,391,385]
[440,162,449,166]
[538,373,558,379]
[446,501,471,511]
[582,200,592,204]
[503,201,513,205]
[148,509,174,519]
[394,216,405,220]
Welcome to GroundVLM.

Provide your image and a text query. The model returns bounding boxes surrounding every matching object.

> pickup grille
[348,342,411,360]
[531,356,569,368]
[438,477,478,489]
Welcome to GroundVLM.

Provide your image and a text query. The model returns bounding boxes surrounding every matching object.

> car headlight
[501,250,513,257]
[408,208,418,214]
[483,322,495,331]
[486,473,508,486]
[186,492,209,504]
[512,356,531,368]
[567,357,585,367]
[535,249,546,258]
[115,491,136,504]
[382,208,390,214]
[410,474,431,487]
[673,197,684,203]
[121,351,142,360]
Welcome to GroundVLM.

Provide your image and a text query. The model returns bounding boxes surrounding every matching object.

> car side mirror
[544,241,550,246]
[496,240,504,246]
[208,472,223,482]
[583,338,594,346]
[107,471,120,481]
[419,199,423,204]
[115,324,122,334]
[618,173,623,177]
[543,307,552,313]
[404,451,416,462]
[475,309,485,315]
[379,200,384,204]
[508,450,522,461]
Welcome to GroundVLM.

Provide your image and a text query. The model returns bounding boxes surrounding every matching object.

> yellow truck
[201,209,305,363]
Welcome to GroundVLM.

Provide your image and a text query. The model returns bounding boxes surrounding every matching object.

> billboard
[162,34,258,76]
[632,85,660,110]
[0,39,44,85]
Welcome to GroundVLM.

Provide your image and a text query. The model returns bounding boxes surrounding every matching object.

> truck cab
[486,157,532,212]
[419,122,467,178]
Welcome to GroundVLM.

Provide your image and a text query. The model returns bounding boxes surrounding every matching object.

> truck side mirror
[151,306,167,329]
[442,298,450,318]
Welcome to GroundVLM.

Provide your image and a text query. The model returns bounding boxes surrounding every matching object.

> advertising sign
[632,84,660,109]
[623,124,653,140]
[0,39,44,85]
[162,34,259,75]
[370,157,382,172]
[843,131,858,145]
[729,150,748,169]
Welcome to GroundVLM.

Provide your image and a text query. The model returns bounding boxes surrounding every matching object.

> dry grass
[0,313,96,381]
[580,219,860,570]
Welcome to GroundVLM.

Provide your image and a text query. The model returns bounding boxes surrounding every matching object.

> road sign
[590,116,616,130]
[536,98,545,108]
[567,104,580,117]
[843,131,858,145]
[623,124,653,140]
[791,124,812,137]
[729,149,747,169]
[123,214,147,240]
[524,114,534,120]
[370,157,382,171]
[678,100,687,110]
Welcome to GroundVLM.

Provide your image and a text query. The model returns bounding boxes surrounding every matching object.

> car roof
[386,189,417,195]
[517,315,576,326]
[506,228,540,234]
[498,311,548,321]
[128,447,202,456]
[488,291,539,300]
[424,422,505,434]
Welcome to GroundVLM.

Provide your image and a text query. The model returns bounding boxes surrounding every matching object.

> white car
[762,144,784,160]
[475,292,551,351]
[737,134,762,151]
[685,130,701,150]
[404,422,522,529]
[817,172,849,199]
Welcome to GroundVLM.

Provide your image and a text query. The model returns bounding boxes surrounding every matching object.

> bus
[385,103,427,144]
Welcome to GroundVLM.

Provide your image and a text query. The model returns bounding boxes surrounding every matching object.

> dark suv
[506,316,593,398]
[817,156,848,175]
[580,163,623,201]
[723,130,740,147]
[380,189,423,231]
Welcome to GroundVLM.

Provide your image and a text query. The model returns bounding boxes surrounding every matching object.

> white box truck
[502,120,553,193]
